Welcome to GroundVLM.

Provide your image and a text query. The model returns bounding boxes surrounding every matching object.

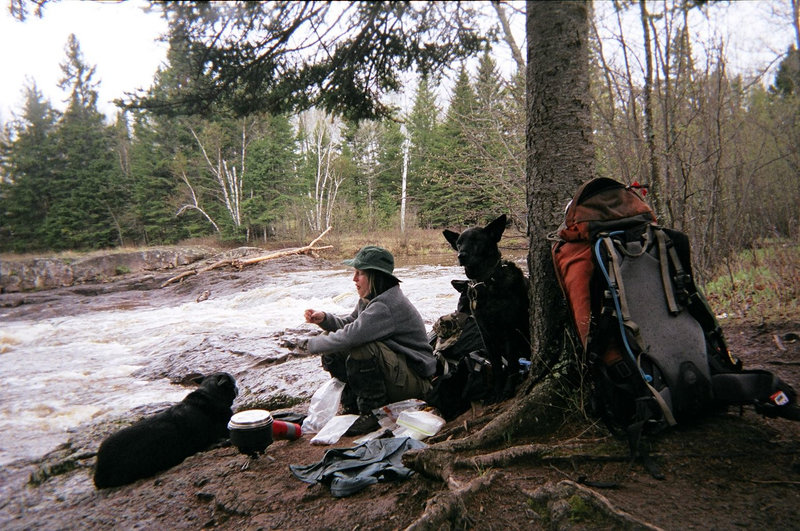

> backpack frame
[552,178,799,465]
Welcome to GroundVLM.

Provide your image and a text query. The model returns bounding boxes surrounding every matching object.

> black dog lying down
[94,372,237,489]
[444,214,531,401]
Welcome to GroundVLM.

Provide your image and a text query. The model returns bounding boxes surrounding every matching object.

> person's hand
[305,309,325,325]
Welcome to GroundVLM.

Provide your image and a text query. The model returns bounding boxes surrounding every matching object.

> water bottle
[271,420,302,440]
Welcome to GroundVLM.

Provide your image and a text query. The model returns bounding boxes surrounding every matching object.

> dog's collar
[470,259,502,284]
[466,260,502,311]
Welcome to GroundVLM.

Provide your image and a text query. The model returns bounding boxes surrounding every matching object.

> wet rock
[0,247,216,293]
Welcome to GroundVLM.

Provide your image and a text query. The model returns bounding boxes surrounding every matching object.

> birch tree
[298,110,344,232]
[177,117,261,234]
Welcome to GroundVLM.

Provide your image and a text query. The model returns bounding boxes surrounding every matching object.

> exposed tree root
[526,480,664,530]
[404,470,502,531]
[451,441,609,472]
[405,377,570,483]
[425,407,495,444]
[160,227,332,287]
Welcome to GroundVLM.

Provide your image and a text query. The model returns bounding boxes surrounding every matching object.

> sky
[0,0,168,122]
[0,1,796,126]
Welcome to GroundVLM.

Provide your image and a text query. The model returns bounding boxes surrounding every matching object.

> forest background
[1,0,798,288]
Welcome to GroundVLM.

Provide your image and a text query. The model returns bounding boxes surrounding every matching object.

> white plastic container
[395,410,445,439]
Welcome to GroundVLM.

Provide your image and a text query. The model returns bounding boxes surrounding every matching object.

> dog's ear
[485,214,507,243]
[443,229,460,250]
[451,279,469,293]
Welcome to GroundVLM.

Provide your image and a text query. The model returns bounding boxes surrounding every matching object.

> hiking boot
[345,413,380,436]
[340,384,359,415]
[341,404,360,415]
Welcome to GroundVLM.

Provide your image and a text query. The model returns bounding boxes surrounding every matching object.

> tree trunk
[639,0,664,221]
[407,0,595,481]
[526,0,594,375]
[401,132,409,233]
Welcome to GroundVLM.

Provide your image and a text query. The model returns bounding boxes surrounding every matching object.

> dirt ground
[1,255,799,530]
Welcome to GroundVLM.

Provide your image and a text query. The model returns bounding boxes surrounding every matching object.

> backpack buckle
[609,359,633,380]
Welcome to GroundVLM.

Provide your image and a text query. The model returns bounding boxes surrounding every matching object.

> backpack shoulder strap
[654,228,681,314]
[593,230,678,429]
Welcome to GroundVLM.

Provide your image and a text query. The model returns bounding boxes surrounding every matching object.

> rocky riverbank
[0,246,235,293]
[1,248,799,530]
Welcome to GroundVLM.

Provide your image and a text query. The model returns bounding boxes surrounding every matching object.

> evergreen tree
[0,84,60,251]
[772,45,800,96]
[127,2,487,121]
[406,75,440,218]
[374,119,405,227]
[471,49,526,228]
[129,37,227,244]
[127,111,190,245]
[243,113,299,240]
[421,64,486,227]
[338,118,404,229]
[340,119,380,227]
[42,34,122,249]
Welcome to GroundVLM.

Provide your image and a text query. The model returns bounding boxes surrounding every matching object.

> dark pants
[321,341,432,415]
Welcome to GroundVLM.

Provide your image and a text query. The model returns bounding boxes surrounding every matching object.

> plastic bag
[310,415,359,445]
[302,378,345,434]
[394,410,445,439]
[372,398,426,423]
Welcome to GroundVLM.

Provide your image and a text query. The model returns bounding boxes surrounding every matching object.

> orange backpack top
[552,178,655,349]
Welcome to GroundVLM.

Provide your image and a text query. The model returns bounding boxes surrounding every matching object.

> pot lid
[228,409,273,429]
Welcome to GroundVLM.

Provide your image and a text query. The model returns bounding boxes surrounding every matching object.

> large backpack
[551,178,800,466]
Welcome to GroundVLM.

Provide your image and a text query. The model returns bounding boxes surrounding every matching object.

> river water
[0,260,467,466]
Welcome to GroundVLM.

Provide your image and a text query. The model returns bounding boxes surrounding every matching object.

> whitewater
[0,261,465,466]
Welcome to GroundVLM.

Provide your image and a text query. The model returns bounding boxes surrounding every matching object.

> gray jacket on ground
[307,285,436,378]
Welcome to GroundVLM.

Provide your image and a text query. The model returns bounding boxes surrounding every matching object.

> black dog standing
[444,215,531,401]
[94,372,238,489]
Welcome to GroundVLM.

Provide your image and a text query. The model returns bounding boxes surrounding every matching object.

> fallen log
[160,227,333,288]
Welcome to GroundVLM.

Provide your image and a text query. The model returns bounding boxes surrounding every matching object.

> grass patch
[566,494,617,526]
[320,227,454,260]
[703,240,800,324]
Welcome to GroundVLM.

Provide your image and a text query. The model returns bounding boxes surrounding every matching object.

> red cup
[271,420,302,440]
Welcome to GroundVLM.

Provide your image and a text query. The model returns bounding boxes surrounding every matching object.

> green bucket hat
[343,246,400,282]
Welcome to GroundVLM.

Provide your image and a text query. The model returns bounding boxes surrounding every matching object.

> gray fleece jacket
[307,285,436,378]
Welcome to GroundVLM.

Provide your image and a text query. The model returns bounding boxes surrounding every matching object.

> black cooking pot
[228,409,273,457]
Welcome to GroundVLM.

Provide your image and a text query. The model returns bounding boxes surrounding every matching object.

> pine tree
[338,118,405,229]
[374,119,405,227]
[127,111,190,245]
[406,75,440,220]
[0,84,60,251]
[243,113,299,241]
[773,45,800,96]
[40,35,124,249]
[470,49,526,227]
[421,64,486,227]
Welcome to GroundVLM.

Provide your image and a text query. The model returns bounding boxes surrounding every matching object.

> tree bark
[526,0,594,374]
